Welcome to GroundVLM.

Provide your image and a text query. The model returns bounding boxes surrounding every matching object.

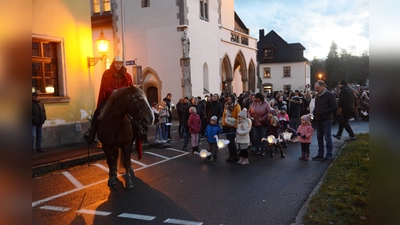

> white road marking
[93,163,109,172]
[32,149,187,207]
[61,171,83,188]
[131,159,148,167]
[39,205,70,212]
[76,209,111,216]
[118,213,155,221]
[145,151,170,159]
[164,218,203,225]
[166,148,188,154]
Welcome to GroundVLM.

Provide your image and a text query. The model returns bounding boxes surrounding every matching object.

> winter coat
[313,89,337,121]
[188,113,202,134]
[205,123,222,143]
[222,102,241,128]
[159,106,170,123]
[338,85,355,113]
[288,96,302,119]
[236,118,252,144]
[297,123,314,144]
[97,66,133,107]
[247,100,272,126]
[206,100,223,122]
[266,116,280,138]
[32,100,46,125]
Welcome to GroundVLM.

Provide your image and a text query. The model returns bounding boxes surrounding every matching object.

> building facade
[257,29,310,94]
[32,0,257,148]
[93,0,257,105]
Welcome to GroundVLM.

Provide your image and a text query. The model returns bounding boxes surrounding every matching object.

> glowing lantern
[214,135,230,149]
[282,132,292,141]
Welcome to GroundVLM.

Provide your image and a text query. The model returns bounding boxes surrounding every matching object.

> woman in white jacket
[236,108,252,165]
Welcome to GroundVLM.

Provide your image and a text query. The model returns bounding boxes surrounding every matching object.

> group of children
[187,105,314,164]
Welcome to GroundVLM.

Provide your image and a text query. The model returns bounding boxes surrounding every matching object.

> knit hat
[238,108,248,118]
[281,105,287,111]
[301,114,311,123]
[211,116,218,122]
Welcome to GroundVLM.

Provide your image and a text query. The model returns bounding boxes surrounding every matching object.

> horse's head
[125,85,154,126]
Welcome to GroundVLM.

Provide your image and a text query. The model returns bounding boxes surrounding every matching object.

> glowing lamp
[214,135,230,149]
[88,30,109,67]
[194,149,211,159]
[282,132,292,141]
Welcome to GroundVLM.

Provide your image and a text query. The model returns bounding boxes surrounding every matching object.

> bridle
[127,93,149,140]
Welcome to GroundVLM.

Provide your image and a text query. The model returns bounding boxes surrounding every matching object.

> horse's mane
[98,87,131,119]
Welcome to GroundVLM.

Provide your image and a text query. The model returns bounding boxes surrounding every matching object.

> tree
[325,41,340,89]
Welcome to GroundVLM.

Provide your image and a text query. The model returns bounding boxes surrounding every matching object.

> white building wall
[109,0,256,102]
[260,61,309,92]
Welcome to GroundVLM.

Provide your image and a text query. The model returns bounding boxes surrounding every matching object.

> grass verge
[303,133,369,225]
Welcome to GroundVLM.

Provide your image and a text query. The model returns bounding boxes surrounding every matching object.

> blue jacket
[205,123,222,143]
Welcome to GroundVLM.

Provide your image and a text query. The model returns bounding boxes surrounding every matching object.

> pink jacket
[247,100,272,126]
[297,123,314,143]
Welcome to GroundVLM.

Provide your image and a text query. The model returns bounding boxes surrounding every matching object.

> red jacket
[97,67,133,106]
[187,113,202,134]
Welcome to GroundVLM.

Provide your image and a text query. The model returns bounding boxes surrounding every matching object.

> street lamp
[87,30,109,68]
[318,74,322,80]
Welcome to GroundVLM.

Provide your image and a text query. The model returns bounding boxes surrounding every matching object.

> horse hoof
[125,181,134,189]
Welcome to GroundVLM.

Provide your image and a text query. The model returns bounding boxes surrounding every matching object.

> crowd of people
[150,79,369,164]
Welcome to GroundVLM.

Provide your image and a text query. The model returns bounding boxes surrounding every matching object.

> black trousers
[336,111,355,137]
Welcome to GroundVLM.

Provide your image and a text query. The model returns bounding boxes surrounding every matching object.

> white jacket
[236,118,252,144]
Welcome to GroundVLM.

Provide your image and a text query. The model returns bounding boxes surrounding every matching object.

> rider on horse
[83,55,133,143]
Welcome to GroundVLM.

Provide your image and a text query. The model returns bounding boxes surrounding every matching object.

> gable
[257,30,308,63]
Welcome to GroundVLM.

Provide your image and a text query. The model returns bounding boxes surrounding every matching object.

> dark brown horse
[97,85,154,189]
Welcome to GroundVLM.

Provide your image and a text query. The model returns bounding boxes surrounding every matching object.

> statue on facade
[181,28,190,58]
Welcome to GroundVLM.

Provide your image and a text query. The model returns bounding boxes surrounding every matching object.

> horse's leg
[104,146,118,187]
[122,143,134,189]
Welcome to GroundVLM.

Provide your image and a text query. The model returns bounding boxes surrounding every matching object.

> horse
[96,85,154,189]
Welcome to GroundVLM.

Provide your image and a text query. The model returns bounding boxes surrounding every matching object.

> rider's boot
[83,117,99,144]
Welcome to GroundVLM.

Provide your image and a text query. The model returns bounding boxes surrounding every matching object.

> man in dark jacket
[333,80,356,142]
[206,94,223,124]
[32,92,47,154]
[312,80,337,161]
[163,93,173,139]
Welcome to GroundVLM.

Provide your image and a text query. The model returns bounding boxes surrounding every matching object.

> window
[200,0,209,21]
[32,36,68,102]
[265,49,272,57]
[92,0,111,14]
[283,66,291,77]
[263,67,271,78]
[141,0,150,8]
[32,39,59,95]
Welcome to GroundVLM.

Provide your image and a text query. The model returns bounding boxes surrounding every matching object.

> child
[278,105,290,148]
[187,106,202,155]
[159,101,170,143]
[236,108,252,165]
[266,110,285,158]
[151,102,162,143]
[296,114,314,161]
[205,116,222,162]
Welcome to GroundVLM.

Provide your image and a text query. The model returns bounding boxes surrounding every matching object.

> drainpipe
[121,0,126,65]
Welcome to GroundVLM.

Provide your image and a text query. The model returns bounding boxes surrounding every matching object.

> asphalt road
[32,119,369,225]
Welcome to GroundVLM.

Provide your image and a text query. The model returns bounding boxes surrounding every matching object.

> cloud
[235,0,369,59]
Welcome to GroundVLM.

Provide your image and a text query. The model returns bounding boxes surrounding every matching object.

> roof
[257,30,308,63]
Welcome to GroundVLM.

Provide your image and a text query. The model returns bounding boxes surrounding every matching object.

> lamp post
[87,30,109,68]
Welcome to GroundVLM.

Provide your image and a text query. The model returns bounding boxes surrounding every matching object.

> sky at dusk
[234,0,369,60]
